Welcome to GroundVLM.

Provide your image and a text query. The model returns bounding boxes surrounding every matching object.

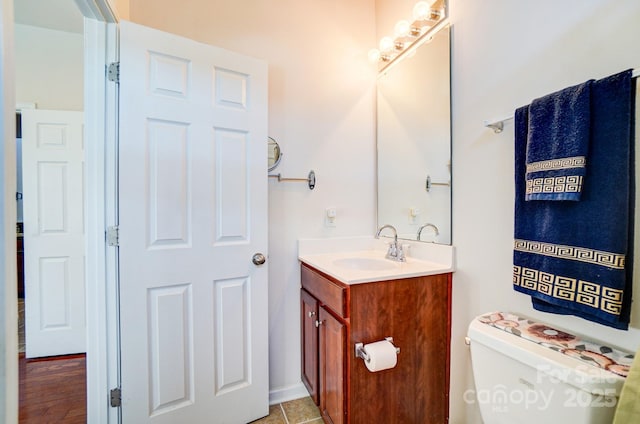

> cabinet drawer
[301,264,346,318]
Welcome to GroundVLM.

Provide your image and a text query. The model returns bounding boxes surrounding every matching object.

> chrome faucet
[375,224,406,262]
[417,223,439,242]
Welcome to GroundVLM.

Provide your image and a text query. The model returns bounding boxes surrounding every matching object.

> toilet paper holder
[355,337,400,363]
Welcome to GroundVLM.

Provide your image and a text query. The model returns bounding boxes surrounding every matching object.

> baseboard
[269,382,310,405]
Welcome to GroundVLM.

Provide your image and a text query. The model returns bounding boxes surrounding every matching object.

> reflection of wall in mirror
[268,138,279,167]
[377,26,451,244]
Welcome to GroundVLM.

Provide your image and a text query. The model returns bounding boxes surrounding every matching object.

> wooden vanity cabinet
[300,262,452,424]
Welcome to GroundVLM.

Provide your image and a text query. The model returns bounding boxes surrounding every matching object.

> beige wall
[113,0,130,20]
[129,0,377,399]
[14,24,83,110]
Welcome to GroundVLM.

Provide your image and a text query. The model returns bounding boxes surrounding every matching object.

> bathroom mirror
[268,136,282,171]
[376,25,451,244]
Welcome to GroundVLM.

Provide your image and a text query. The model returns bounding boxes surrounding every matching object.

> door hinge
[107,62,120,83]
[106,225,119,246]
[110,387,122,407]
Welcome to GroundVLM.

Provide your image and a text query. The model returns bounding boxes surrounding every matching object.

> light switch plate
[325,207,337,227]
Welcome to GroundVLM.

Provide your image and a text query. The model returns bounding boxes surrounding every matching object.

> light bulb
[394,20,411,38]
[413,0,436,21]
[368,49,381,63]
[379,36,394,53]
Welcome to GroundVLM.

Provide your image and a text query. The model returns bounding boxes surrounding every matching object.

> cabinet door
[319,307,346,424]
[301,289,319,404]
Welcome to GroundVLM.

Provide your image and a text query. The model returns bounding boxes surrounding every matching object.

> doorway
[13,0,87,420]
[2,1,118,422]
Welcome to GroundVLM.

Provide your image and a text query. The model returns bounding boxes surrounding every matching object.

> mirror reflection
[268,136,282,172]
[376,25,451,244]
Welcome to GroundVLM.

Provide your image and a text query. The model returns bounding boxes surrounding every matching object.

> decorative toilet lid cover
[478,312,634,377]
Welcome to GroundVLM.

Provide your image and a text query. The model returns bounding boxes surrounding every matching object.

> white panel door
[21,109,85,358]
[118,21,269,424]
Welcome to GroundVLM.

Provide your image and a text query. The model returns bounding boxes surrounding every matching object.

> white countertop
[298,236,455,284]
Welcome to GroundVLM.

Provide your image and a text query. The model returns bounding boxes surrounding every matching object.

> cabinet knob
[308,311,316,318]
[315,320,323,328]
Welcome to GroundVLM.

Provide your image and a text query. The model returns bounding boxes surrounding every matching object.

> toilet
[467,312,632,423]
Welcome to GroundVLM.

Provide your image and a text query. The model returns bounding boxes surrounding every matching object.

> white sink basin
[332,257,398,270]
[298,239,455,284]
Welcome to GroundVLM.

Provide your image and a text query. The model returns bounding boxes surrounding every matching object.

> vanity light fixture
[368,0,445,68]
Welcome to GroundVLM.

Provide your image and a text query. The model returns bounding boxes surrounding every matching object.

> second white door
[21,109,85,359]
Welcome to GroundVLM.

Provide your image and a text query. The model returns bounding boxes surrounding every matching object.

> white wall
[14,24,83,110]
[129,0,377,400]
[13,24,83,221]
[448,0,640,422]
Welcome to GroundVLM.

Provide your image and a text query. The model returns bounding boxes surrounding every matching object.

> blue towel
[526,80,593,201]
[513,70,634,330]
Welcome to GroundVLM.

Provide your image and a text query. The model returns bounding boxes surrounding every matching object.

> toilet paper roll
[363,340,398,372]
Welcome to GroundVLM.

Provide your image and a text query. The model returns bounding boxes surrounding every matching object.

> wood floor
[19,353,87,424]
[17,350,319,424]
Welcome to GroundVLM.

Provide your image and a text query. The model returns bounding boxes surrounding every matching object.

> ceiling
[14,0,84,33]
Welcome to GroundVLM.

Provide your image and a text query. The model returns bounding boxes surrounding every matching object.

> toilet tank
[467,312,632,424]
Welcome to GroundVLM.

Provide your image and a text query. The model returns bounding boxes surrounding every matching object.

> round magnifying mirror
[268,137,283,171]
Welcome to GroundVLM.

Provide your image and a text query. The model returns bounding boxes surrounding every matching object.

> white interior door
[21,109,85,358]
[118,21,269,423]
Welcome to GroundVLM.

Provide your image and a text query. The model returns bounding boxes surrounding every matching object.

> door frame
[81,6,120,423]
[0,1,120,423]
[1,0,18,422]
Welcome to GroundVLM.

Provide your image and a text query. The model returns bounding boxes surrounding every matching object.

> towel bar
[483,116,514,133]
[425,175,450,192]
[483,68,639,133]
[269,169,316,190]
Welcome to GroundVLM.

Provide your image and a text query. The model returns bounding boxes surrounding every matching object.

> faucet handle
[398,243,409,260]
[384,242,393,259]
[396,244,409,262]
[385,241,406,262]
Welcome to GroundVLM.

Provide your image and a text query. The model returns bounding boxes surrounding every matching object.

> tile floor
[250,396,322,424]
